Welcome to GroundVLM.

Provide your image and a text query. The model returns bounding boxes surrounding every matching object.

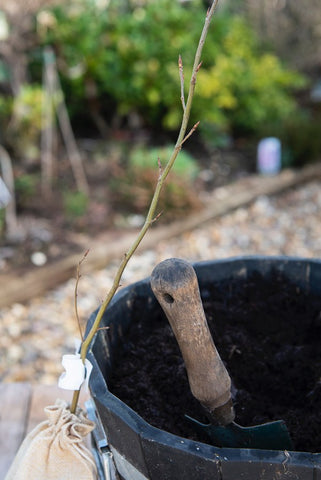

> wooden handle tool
[151,258,235,426]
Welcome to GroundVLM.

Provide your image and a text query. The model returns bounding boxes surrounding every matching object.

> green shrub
[15,174,38,205]
[38,0,306,138]
[0,95,12,145]
[129,144,200,180]
[194,16,307,137]
[0,85,44,159]
[63,190,89,218]
[108,144,201,218]
[39,0,205,122]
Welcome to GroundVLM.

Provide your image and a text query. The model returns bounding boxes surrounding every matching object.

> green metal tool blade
[186,416,293,451]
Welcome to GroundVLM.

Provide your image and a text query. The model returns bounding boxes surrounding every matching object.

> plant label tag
[0,176,11,208]
[257,137,281,176]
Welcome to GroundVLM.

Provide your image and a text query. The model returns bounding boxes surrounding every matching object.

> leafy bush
[15,174,39,205]
[129,145,200,180]
[63,190,89,218]
[0,85,44,160]
[195,17,307,136]
[39,0,204,122]
[108,144,201,218]
[0,94,12,145]
[38,0,306,139]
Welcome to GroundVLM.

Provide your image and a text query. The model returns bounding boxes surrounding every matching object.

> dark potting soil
[109,270,321,452]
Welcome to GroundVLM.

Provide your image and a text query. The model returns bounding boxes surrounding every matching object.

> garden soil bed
[110,270,321,453]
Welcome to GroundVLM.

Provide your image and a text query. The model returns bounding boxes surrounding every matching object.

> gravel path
[1,180,321,384]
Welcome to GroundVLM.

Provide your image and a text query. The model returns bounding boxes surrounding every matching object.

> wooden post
[41,47,57,199]
[41,47,89,197]
[50,48,90,196]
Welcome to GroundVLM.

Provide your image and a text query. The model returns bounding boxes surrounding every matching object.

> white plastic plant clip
[58,350,93,391]
[59,354,85,390]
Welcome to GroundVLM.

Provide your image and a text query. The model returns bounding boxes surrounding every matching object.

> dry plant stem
[74,249,90,341]
[70,0,219,414]
[179,55,186,110]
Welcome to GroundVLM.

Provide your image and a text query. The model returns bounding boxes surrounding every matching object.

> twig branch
[152,211,163,223]
[196,61,203,73]
[178,55,186,111]
[182,121,200,145]
[157,157,163,180]
[74,249,89,341]
[70,0,219,414]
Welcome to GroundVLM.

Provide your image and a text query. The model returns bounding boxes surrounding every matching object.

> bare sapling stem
[179,55,186,111]
[70,0,219,414]
[74,249,90,341]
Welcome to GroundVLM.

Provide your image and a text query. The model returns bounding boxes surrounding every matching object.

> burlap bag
[5,399,97,480]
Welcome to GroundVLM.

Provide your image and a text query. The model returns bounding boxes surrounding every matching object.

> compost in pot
[109,268,321,453]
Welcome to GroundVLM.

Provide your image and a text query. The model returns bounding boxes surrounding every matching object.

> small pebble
[31,251,47,266]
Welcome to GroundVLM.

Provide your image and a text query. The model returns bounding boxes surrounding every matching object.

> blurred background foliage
[0,0,320,228]
[34,0,307,139]
[108,144,202,217]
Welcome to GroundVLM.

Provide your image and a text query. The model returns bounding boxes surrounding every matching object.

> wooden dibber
[151,258,235,426]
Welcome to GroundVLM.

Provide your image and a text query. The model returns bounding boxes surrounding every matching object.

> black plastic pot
[87,256,321,480]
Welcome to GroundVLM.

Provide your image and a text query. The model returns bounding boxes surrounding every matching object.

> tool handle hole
[163,293,174,304]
